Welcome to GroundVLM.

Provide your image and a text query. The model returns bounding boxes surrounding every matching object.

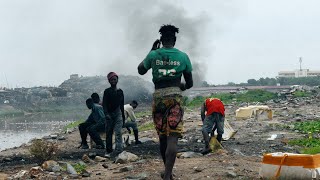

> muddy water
[0,111,88,151]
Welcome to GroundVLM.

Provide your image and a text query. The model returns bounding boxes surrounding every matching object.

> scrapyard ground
[1,97,320,180]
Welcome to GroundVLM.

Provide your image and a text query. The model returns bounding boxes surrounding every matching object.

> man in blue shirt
[78,95,105,149]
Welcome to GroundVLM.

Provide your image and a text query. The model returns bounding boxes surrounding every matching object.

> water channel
[0,111,88,151]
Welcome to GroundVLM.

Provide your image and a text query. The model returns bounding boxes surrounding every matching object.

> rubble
[115,151,139,164]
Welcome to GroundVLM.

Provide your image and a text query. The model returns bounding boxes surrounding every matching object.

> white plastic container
[259,152,320,179]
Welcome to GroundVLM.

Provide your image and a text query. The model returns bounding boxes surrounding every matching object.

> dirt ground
[1,97,320,180]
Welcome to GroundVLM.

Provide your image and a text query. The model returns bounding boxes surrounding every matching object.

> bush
[293,90,312,97]
[288,138,320,147]
[293,120,320,134]
[29,139,59,163]
[138,121,154,131]
[301,147,320,154]
[185,89,277,108]
[73,163,87,174]
[236,89,277,102]
[186,96,206,108]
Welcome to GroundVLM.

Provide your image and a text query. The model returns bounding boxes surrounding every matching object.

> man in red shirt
[201,98,225,155]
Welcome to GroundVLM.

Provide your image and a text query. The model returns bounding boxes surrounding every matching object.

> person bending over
[124,100,142,145]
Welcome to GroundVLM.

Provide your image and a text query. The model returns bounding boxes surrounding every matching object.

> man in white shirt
[124,100,142,144]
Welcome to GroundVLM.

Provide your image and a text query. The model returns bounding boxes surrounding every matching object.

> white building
[278,69,320,78]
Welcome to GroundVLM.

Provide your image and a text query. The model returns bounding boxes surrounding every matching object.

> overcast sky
[0,0,319,88]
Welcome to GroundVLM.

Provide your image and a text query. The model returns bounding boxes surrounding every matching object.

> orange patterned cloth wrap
[152,87,184,137]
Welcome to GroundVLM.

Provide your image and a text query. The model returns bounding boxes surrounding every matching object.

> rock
[102,163,109,169]
[115,151,139,164]
[66,129,72,134]
[193,166,204,172]
[43,136,51,140]
[94,156,107,162]
[82,172,91,177]
[226,166,235,171]
[288,125,295,129]
[178,139,188,143]
[52,165,61,172]
[66,163,77,175]
[177,151,202,158]
[226,171,237,178]
[42,160,59,172]
[3,157,12,162]
[119,165,134,172]
[29,166,43,178]
[78,161,86,166]
[50,134,58,139]
[138,137,154,143]
[58,136,66,140]
[69,174,80,179]
[82,154,95,164]
[135,159,146,164]
[88,152,97,159]
[126,172,148,180]
[13,170,28,179]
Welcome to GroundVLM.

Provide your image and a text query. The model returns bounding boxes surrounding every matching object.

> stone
[115,151,139,164]
[138,137,154,143]
[82,154,95,164]
[78,161,86,166]
[126,172,148,180]
[82,172,91,177]
[50,134,58,139]
[13,170,28,179]
[178,139,188,143]
[66,163,77,175]
[3,157,12,162]
[58,136,66,140]
[193,166,204,172]
[52,165,61,172]
[88,152,97,159]
[42,160,59,172]
[102,163,109,169]
[119,165,134,172]
[29,166,43,178]
[69,174,80,179]
[226,171,237,178]
[94,156,107,162]
[177,151,202,159]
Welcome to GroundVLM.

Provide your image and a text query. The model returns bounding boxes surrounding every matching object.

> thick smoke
[106,0,211,87]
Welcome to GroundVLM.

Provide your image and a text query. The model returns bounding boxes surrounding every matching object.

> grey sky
[0,0,319,87]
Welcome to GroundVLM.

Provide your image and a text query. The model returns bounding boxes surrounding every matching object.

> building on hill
[278,69,320,78]
[70,74,79,80]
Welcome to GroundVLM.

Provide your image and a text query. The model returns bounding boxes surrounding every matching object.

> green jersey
[143,47,193,83]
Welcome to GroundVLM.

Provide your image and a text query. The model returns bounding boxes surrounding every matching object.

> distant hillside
[59,75,153,103]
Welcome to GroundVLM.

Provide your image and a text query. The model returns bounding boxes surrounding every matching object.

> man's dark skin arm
[180,71,193,91]
[138,62,148,75]
[138,40,160,75]
[201,102,206,121]
[102,89,108,115]
[120,90,126,126]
